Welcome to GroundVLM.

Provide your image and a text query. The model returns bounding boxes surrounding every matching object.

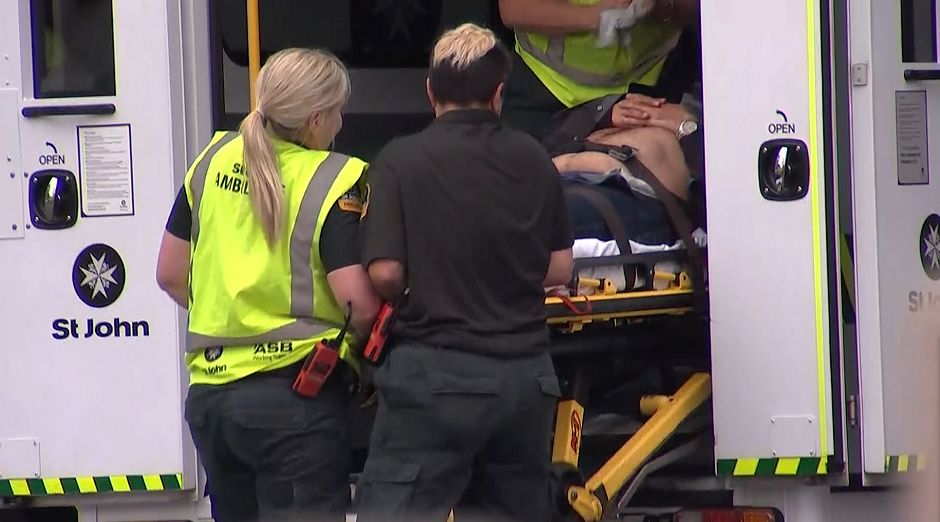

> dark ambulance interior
[212,0,515,160]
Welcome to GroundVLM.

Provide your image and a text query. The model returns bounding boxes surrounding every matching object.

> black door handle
[904,69,940,81]
[21,103,116,118]
[758,139,810,201]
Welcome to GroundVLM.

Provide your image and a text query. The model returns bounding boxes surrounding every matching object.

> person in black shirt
[355,23,574,522]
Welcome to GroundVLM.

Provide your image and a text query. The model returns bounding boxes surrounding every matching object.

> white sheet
[567,229,708,295]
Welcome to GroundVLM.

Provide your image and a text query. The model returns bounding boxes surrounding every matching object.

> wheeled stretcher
[542,234,712,522]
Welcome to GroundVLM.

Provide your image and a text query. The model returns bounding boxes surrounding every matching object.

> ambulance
[0,1,936,521]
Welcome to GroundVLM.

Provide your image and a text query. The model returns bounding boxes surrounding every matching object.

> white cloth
[596,0,656,47]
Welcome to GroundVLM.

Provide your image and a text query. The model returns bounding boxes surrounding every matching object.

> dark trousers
[562,176,679,246]
[184,364,352,522]
[355,343,561,522]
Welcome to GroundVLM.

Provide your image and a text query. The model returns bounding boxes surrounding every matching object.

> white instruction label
[77,124,135,217]
[895,90,930,186]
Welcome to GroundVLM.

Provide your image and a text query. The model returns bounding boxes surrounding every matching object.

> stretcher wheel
[549,462,585,522]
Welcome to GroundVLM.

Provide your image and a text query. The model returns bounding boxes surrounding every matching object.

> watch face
[682,121,698,134]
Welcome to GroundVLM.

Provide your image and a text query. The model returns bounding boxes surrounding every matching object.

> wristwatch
[676,119,699,139]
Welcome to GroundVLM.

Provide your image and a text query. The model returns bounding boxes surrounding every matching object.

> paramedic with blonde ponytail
[156,48,379,522]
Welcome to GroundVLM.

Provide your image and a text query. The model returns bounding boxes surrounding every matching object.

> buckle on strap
[606,147,634,163]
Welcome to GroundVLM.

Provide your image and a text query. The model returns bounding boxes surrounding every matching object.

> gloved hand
[596,0,657,48]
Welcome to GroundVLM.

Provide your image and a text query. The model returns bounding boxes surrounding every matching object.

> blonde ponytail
[237,48,351,249]
[240,108,284,247]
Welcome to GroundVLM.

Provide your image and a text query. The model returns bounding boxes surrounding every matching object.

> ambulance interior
[215,0,715,515]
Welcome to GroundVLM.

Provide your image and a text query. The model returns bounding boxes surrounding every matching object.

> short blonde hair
[239,48,350,248]
[431,23,499,70]
[428,23,510,106]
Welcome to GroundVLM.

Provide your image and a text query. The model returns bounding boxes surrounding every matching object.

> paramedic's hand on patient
[611,93,695,135]
[611,93,666,129]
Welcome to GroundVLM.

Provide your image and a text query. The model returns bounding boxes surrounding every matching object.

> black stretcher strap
[563,184,634,257]
[619,155,709,313]
[622,156,705,272]
[563,183,640,290]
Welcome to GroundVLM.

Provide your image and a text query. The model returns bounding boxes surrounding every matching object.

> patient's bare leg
[553,127,691,201]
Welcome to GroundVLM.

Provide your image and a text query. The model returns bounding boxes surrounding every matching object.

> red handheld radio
[362,288,409,365]
[292,303,352,398]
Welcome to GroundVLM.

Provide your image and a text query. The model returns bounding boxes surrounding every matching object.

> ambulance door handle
[29,170,79,230]
[758,139,809,201]
[21,103,116,118]
[904,69,940,81]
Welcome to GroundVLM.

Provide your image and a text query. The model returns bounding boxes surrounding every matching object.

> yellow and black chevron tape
[885,454,926,473]
[0,474,183,496]
[716,457,827,477]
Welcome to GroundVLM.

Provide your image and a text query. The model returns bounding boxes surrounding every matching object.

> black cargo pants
[355,343,562,522]
[184,363,352,522]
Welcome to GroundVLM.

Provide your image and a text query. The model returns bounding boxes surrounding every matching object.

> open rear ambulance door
[701,0,840,482]
[848,0,940,485]
[0,1,205,518]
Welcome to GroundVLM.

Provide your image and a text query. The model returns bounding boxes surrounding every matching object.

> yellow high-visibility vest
[183,131,367,385]
[514,0,681,108]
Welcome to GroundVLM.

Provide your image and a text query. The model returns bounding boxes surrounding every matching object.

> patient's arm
[545,248,574,287]
[553,126,691,201]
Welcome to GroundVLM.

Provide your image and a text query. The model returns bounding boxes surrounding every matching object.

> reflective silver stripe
[290,152,350,317]
[187,318,332,351]
[188,132,238,305]
[190,132,238,248]
[516,31,681,89]
[186,151,352,352]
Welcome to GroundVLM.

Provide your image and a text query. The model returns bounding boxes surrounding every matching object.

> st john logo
[72,243,126,308]
[920,214,940,281]
[204,347,223,362]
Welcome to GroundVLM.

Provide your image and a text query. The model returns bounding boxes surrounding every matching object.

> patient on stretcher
[544,86,707,295]
[555,124,690,245]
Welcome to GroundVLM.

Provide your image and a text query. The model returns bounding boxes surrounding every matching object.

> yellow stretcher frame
[543,272,711,521]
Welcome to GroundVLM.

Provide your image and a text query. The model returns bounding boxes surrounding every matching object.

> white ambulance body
[0,1,936,521]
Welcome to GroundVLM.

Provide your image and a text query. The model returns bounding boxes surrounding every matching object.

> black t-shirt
[165,184,363,273]
[360,109,574,359]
